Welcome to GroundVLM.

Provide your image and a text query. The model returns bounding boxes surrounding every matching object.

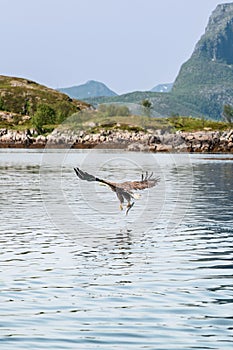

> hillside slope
[172,2,233,119]
[0,75,89,117]
[84,91,203,118]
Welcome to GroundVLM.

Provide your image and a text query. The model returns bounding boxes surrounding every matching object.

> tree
[141,99,153,117]
[22,98,32,115]
[222,104,233,124]
[32,103,56,133]
[0,97,5,111]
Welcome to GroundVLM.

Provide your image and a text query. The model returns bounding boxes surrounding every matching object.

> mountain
[150,83,173,93]
[88,3,233,120]
[58,80,118,99]
[2,3,233,121]
[172,2,233,119]
[0,75,89,117]
[84,90,202,118]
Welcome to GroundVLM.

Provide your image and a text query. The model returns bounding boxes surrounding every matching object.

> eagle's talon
[126,202,134,215]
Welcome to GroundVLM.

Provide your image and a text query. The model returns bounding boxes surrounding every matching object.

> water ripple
[0,151,233,349]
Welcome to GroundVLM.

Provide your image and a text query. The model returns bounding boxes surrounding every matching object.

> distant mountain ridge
[150,83,173,93]
[58,80,118,99]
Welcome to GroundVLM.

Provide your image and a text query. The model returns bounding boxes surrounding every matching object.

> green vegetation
[0,74,231,136]
[0,97,5,110]
[171,56,233,120]
[0,75,89,127]
[168,116,228,132]
[222,104,233,125]
[141,99,153,117]
[60,106,229,134]
[86,56,233,121]
[98,104,130,117]
[1,90,230,135]
[84,91,207,119]
[31,104,56,133]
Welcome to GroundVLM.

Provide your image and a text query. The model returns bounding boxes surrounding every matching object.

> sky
[1,0,233,94]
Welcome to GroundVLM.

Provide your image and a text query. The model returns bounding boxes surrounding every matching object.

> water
[0,149,233,349]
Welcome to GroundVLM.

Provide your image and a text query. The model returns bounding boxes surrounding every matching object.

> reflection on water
[0,150,233,349]
[190,160,233,224]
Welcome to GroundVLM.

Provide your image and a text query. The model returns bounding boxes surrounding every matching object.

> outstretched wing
[74,167,115,189]
[74,167,99,182]
[74,168,160,193]
[120,172,160,191]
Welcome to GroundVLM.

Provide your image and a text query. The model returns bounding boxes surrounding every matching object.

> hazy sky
[1,0,233,94]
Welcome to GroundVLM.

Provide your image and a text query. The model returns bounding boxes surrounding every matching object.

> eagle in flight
[74,167,160,214]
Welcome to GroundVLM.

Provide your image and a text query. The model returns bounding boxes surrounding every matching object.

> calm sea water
[0,149,233,349]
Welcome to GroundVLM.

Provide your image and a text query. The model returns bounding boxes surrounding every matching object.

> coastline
[0,128,233,153]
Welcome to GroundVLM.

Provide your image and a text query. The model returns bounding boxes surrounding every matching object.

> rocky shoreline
[0,128,233,153]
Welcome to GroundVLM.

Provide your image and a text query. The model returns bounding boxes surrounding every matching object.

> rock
[1,127,233,153]
[47,135,56,144]
[83,135,90,141]
[84,121,96,128]
[155,144,173,152]
[0,128,7,136]
[226,129,233,140]
[175,143,188,152]
[36,135,47,144]
[92,134,100,142]
[99,135,106,142]
[196,134,211,142]
[127,143,149,152]
[186,134,195,141]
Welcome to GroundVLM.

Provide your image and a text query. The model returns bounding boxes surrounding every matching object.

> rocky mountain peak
[206,3,233,32]
[194,2,233,64]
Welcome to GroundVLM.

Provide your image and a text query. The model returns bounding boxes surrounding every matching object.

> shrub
[0,97,5,111]
[98,104,130,117]
[222,104,233,125]
[141,99,153,117]
[32,103,56,133]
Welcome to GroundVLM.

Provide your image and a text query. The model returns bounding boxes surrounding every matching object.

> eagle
[74,167,160,214]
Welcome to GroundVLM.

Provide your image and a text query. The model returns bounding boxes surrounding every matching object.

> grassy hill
[59,107,229,135]
[84,91,205,118]
[0,75,90,128]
